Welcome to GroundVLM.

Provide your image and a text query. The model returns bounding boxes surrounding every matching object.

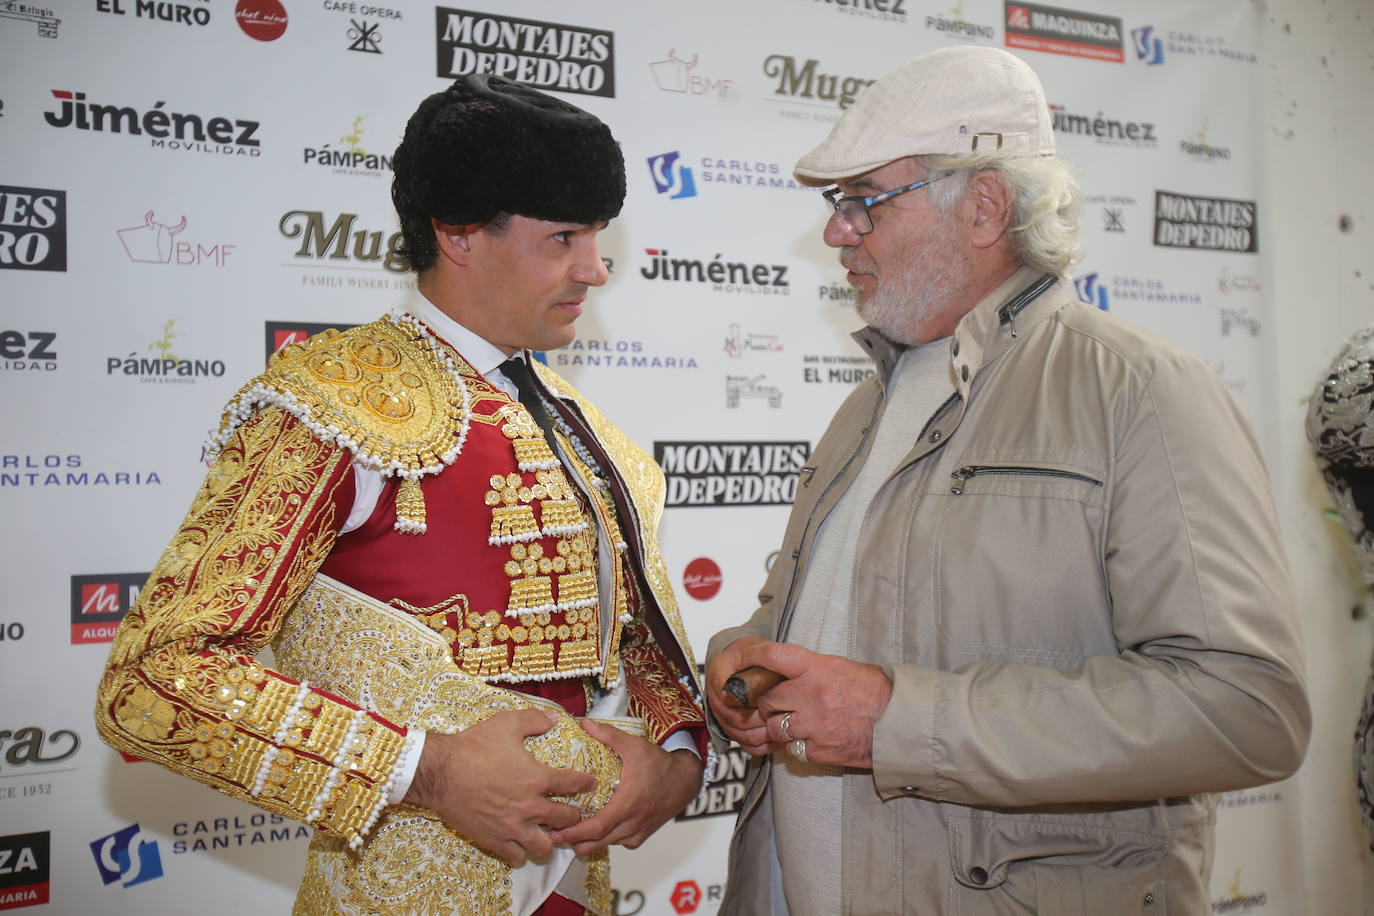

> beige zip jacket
[707,267,1310,915]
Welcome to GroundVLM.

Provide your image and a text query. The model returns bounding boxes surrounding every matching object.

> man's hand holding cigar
[706,636,893,769]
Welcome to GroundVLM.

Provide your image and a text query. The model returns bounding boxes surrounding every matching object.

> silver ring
[788,738,808,763]
[779,711,795,742]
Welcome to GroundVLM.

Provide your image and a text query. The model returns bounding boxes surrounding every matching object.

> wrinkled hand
[737,641,893,769]
[549,719,702,856]
[705,634,772,753]
[403,709,596,866]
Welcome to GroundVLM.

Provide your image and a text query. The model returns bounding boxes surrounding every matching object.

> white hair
[917,152,1083,275]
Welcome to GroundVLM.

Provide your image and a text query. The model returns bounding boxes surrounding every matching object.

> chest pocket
[931,457,1112,668]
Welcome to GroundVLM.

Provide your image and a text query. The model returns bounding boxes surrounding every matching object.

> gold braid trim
[212,315,470,481]
[95,407,408,848]
[274,574,627,916]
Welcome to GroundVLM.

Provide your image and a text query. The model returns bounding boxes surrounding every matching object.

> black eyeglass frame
[821,172,952,235]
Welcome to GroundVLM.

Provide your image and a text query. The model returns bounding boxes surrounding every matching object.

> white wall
[1264,0,1374,912]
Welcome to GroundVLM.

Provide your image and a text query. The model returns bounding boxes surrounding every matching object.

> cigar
[723,666,785,708]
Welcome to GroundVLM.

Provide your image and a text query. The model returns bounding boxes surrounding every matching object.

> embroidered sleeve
[619,614,707,755]
[94,406,409,848]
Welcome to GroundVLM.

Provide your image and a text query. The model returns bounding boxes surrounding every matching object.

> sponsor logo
[699,155,807,192]
[90,824,164,888]
[1004,1,1124,62]
[95,0,210,27]
[304,116,393,176]
[925,2,995,39]
[682,558,722,600]
[802,352,874,385]
[1131,25,1164,64]
[647,152,696,199]
[1110,274,1201,305]
[43,91,262,157]
[0,330,56,372]
[264,320,358,363]
[1073,272,1109,310]
[655,441,809,507]
[727,374,782,408]
[649,152,809,198]
[435,7,615,98]
[1220,308,1260,337]
[648,49,732,97]
[1154,191,1257,253]
[550,337,698,372]
[2,457,159,492]
[0,832,49,910]
[1084,193,1134,233]
[610,889,646,916]
[279,209,409,273]
[811,0,908,23]
[1218,266,1261,296]
[725,324,782,358]
[1212,869,1267,914]
[670,880,703,914]
[640,248,790,296]
[763,54,873,122]
[677,744,749,819]
[1,1,59,37]
[105,318,228,385]
[1180,122,1231,162]
[69,572,147,644]
[117,211,235,267]
[0,727,79,774]
[0,622,24,643]
[169,811,310,854]
[1205,359,1247,397]
[1218,787,1283,809]
[1049,104,1156,147]
[347,18,381,52]
[819,281,857,306]
[1160,29,1257,64]
[323,0,401,19]
[235,0,287,41]
[0,185,66,272]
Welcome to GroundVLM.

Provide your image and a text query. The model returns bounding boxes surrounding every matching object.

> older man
[97,76,706,916]
[706,46,1309,914]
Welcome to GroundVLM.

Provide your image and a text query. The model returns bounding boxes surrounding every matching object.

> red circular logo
[682,558,722,600]
[670,880,702,914]
[235,0,288,41]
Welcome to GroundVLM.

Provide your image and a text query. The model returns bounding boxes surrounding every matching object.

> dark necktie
[498,356,559,451]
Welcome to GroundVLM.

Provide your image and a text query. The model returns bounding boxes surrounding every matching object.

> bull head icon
[118,211,188,264]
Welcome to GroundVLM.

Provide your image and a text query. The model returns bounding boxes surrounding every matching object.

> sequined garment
[95,314,706,916]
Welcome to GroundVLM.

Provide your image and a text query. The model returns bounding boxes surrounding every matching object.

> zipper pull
[950,466,974,495]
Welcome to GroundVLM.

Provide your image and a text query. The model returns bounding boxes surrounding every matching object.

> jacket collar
[851,265,1065,397]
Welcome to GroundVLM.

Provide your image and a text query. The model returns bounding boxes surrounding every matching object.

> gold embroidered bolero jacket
[93,314,705,859]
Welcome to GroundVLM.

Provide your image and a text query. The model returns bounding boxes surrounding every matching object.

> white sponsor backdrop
[0,1,1297,913]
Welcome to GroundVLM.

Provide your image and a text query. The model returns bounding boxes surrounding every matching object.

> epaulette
[209,312,474,534]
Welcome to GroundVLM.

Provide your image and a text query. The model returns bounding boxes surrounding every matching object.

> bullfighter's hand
[403,709,597,866]
[705,634,773,754]
[736,640,894,769]
[549,718,703,855]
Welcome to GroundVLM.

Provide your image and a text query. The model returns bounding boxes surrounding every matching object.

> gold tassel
[394,477,427,535]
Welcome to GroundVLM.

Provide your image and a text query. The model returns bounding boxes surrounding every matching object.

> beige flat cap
[794,45,1055,186]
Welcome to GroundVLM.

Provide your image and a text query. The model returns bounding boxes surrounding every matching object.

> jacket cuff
[871,663,940,800]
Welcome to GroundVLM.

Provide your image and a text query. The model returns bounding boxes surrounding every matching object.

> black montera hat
[392,75,625,268]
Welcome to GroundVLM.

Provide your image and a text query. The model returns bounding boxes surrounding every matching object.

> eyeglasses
[821,173,951,236]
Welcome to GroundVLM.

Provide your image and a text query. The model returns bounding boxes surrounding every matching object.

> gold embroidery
[243,318,468,477]
[115,684,178,740]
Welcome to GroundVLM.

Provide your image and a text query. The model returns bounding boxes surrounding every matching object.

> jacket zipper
[949,464,1103,495]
